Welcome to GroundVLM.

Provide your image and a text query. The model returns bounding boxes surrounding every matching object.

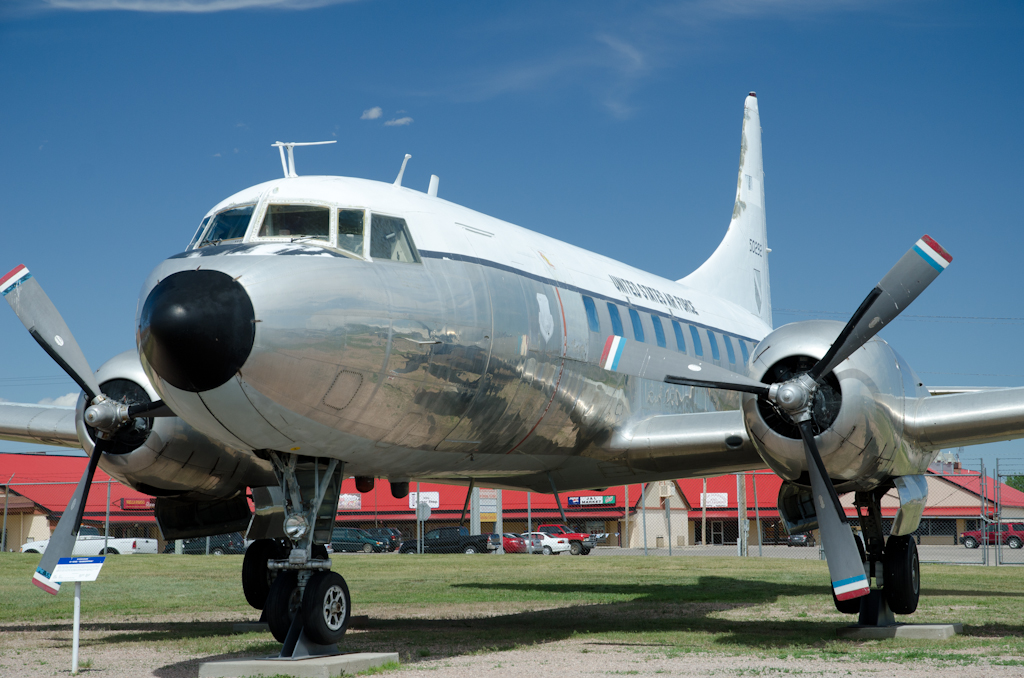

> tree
[1007,476,1024,494]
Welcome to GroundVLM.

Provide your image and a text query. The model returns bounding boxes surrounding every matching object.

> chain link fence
[1,457,1018,565]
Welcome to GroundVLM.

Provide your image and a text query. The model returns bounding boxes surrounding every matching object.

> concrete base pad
[837,623,963,640]
[199,651,398,678]
[232,616,369,634]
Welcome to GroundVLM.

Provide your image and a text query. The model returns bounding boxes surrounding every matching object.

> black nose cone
[140,270,255,392]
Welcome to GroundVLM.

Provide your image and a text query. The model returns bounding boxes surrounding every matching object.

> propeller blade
[1,265,102,401]
[809,236,951,383]
[127,400,174,419]
[596,335,770,395]
[798,420,869,601]
[32,440,108,594]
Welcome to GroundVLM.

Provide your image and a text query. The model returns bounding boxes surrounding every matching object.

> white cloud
[360,106,382,120]
[35,0,360,12]
[37,392,79,407]
[384,117,413,127]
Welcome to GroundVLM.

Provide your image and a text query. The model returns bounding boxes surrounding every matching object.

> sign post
[50,556,105,675]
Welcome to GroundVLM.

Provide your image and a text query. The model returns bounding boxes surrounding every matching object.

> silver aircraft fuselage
[136,175,771,492]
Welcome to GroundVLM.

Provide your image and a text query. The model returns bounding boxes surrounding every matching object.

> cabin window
[628,309,645,342]
[338,209,365,256]
[258,204,330,240]
[607,303,624,337]
[582,296,600,332]
[650,315,667,348]
[189,216,211,250]
[672,320,687,353]
[739,340,750,366]
[198,204,255,247]
[370,214,421,263]
[689,325,703,356]
[724,335,736,364]
[706,330,721,360]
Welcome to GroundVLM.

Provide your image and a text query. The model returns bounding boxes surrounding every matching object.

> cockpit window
[258,204,330,240]
[198,205,255,247]
[338,209,365,256]
[188,216,211,250]
[370,214,420,263]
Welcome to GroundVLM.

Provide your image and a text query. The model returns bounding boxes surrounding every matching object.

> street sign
[416,501,432,522]
[51,557,105,583]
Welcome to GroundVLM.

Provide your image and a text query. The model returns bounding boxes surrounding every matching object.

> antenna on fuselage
[271,140,337,178]
[394,154,411,187]
[428,175,440,197]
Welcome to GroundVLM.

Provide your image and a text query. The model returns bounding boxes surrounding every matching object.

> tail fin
[680,93,772,328]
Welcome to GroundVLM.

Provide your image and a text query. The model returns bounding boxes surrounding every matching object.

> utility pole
[2,473,13,552]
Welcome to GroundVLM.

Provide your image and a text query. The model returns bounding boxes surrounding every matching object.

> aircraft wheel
[883,535,920,615]
[242,539,283,610]
[265,571,300,643]
[301,571,350,645]
[569,542,583,556]
[963,536,978,549]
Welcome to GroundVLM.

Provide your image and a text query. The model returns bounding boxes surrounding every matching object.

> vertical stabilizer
[680,93,772,328]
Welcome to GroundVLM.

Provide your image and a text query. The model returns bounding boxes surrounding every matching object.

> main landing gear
[831,488,920,623]
[242,454,350,654]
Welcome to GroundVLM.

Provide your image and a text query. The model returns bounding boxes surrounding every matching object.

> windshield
[258,204,330,240]
[370,214,420,263]
[198,205,255,247]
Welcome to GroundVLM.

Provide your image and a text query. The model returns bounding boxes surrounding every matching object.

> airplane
[4,91,1024,649]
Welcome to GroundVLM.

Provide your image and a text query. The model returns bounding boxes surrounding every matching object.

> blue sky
[1,0,1022,474]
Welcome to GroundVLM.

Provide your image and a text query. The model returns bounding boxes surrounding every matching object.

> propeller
[664,235,952,600]
[1,264,174,594]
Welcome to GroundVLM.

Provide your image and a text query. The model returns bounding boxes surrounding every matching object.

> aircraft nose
[139,269,255,392]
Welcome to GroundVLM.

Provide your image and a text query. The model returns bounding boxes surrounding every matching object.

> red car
[502,533,527,553]
[962,522,1024,549]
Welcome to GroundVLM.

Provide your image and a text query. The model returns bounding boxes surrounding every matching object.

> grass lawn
[1,552,1022,667]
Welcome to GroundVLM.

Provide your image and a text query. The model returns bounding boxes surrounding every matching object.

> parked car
[502,533,527,553]
[522,531,570,555]
[22,525,158,556]
[399,526,500,554]
[331,527,388,553]
[961,522,1024,549]
[537,524,597,555]
[161,532,248,555]
[364,527,401,551]
[785,533,816,547]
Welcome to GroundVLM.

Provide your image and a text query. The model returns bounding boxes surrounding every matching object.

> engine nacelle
[75,350,275,502]
[741,320,932,493]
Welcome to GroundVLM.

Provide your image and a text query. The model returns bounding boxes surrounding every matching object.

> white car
[522,531,570,555]
[21,525,157,556]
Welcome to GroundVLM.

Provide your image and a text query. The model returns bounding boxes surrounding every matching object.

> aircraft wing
[0,402,80,448]
[907,386,1024,450]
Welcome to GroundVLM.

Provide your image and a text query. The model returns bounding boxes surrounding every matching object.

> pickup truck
[398,526,500,554]
[961,522,1024,549]
[537,524,597,555]
[21,526,158,556]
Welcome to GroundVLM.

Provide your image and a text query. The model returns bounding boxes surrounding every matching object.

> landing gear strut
[831,488,920,623]
[246,453,350,654]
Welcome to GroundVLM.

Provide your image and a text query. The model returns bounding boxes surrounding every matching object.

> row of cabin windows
[582,295,751,365]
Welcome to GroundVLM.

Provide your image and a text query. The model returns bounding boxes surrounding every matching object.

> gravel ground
[2,615,1021,678]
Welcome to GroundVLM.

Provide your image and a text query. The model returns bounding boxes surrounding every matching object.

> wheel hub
[322,585,347,630]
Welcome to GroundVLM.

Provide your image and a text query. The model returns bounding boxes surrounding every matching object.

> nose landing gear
[244,453,351,655]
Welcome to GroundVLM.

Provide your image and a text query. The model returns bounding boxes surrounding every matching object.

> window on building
[706,330,721,360]
[607,303,624,337]
[628,308,645,342]
[650,315,667,348]
[582,296,600,333]
[672,320,687,353]
[689,325,703,356]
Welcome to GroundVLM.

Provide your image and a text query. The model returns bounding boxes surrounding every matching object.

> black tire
[542,546,552,555]
[24,549,39,554]
[581,548,591,555]
[212,548,225,556]
[964,536,978,549]
[301,571,351,645]
[312,543,329,560]
[362,543,373,553]
[265,571,300,643]
[464,545,478,554]
[883,535,920,615]
[1008,536,1023,550]
[100,548,119,555]
[568,542,583,556]
[242,539,283,610]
